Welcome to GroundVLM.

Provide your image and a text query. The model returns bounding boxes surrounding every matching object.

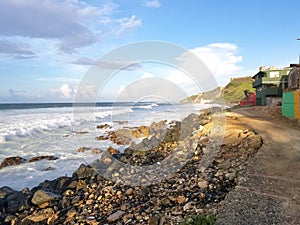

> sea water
[0,102,208,190]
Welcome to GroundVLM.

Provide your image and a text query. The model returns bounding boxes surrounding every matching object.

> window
[269,71,279,78]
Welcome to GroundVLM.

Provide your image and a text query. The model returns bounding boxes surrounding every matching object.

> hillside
[181,76,255,104]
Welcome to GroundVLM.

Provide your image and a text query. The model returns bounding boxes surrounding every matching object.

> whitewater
[0,102,208,190]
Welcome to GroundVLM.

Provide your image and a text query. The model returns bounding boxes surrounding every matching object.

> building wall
[282,90,300,119]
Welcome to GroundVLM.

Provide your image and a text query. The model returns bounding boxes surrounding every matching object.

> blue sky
[0,0,299,102]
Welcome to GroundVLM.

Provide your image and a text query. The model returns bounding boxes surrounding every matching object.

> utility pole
[297,39,300,125]
[297,38,300,64]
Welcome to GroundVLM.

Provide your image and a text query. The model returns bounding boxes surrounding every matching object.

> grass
[221,78,255,103]
[181,76,255,104]
[179,214,216,225]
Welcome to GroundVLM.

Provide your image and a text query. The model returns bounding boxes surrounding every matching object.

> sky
[0,0,299,102]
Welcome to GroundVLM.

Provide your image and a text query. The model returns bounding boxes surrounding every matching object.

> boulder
[72,164,97,179]
[77,147,90,152]
[95,135,109,140]
[31,189,60,206]
[0,187,30,214]
[150,120,166,132]
[28,155,58,162]
[181,113,201,139]
[130,126,150,138]
[96,124,111,129]
[108,129,132,145]
[0,156,26,169]
[92,148,103,154]
[107,146,120,155]
[21,208,54,224]
[37,176,73,194]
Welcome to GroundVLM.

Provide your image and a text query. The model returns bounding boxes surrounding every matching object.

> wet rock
[37,176,73,194]
[96,124,111,129]
[0,186,15,199]
[0,111,264,225]
[91,148,102,154]
[130,125,150,138]
[77,147,91,152]
[95,135,109,140]
[31,189,60,206]
[28,155,58,162]
[0,187,30,214]
[73,164,97,179]
[0,156,26,169]
[75,131,89,134]
[113,120,128,125]
[108,129,132,145]
[124,147,134,155]
[44,166,55,171]
[107,146,120,155]
[76,180,86,191]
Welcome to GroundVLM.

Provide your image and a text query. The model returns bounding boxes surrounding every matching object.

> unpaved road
[217,107,300,225]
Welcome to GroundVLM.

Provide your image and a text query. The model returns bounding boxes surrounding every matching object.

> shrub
[179,214,216,225]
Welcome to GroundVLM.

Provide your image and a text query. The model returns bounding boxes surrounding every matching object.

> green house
[252,66,291,106]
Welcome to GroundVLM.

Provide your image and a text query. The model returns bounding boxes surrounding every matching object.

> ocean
[0,102,209,190]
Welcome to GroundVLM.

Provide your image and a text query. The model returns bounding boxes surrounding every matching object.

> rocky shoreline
[0,109,263,225]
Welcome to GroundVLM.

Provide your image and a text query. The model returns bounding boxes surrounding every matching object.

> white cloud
[166,70,200,97]
[116,15,142,35]
[0,1,143,56]
[48,84,76,100]
[190,43,243,81]
[144,0,161,8]
[114,78,187,102]
[59,84,73,98]
[165,43,243,96]
[141,72,155,79]
[75,82,97,102]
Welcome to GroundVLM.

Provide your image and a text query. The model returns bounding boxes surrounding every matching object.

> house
[287,64,300,90]
[282,64,300,119]
[252,66,292,106]
[239,92,256,106]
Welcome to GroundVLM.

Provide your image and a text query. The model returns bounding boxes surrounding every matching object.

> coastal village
[1,0,300,224]
[240,62,300,121]
[1,64,300,224]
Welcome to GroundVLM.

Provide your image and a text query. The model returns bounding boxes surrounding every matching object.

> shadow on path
[216,107,300,225]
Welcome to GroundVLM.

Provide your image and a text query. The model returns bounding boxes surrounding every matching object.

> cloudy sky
[0,0,299,102]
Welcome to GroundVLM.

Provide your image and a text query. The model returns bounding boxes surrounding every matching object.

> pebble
[0,111,264,225]
[125,188,133,195]
[107,210,125,222]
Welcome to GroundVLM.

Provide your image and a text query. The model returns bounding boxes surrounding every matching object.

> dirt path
[216,107,300,225]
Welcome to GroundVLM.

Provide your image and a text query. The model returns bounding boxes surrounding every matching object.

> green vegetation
[220,77,255,103]
[181,77,255,104]
[179,214,216,225]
